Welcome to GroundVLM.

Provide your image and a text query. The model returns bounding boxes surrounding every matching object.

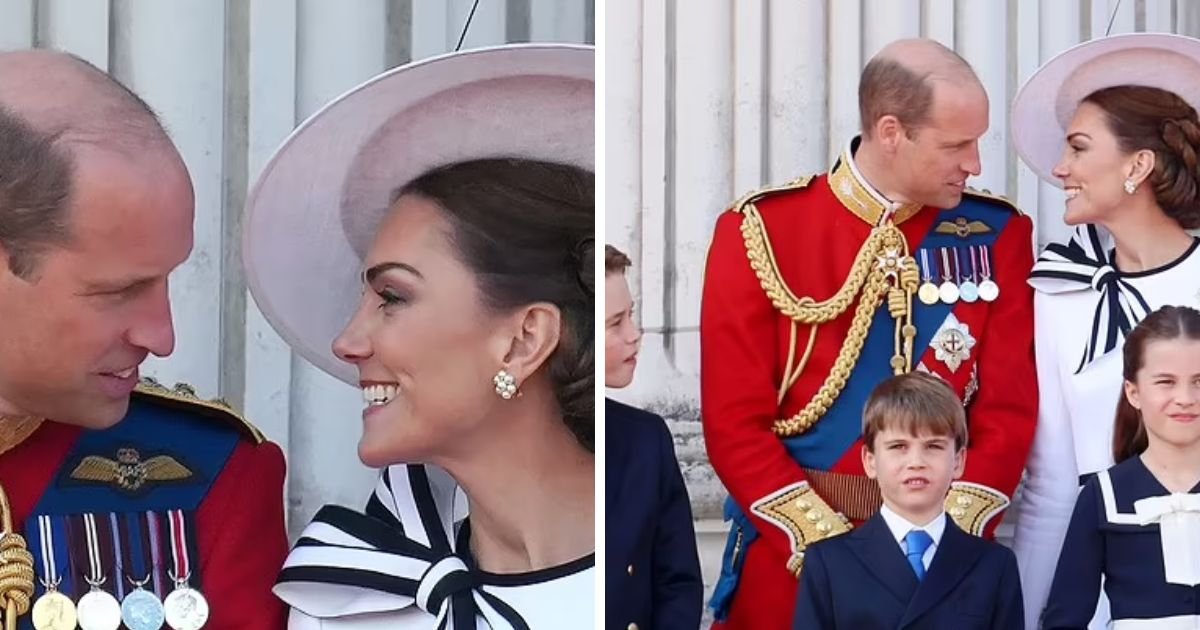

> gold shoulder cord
[736,182,919,436]
[0,485,34,630]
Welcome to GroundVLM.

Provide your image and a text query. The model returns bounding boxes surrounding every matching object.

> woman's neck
[1102,202,1193,273]
[438,390,594,574]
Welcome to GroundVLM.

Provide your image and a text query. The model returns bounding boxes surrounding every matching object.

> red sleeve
[196,439,289,629]
[700,210,810,559]
[961,213,1038,535]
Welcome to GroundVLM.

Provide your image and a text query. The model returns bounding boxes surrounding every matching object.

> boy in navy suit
[793,372,1023,629]
[605,245,703,629]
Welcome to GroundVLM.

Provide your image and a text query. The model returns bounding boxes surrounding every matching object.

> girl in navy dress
[1044,305,1200,629]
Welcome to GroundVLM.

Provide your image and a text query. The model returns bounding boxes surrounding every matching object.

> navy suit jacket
[793,512,1023,629]
[605,398,703,630]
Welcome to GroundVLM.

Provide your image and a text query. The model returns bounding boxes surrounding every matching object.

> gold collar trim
[0,415,44,458]
[827,142,923,226]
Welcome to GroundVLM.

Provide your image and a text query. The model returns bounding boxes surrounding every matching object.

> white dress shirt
[879,503,947,571]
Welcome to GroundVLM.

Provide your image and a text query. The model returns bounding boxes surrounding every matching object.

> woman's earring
[1124,178,1137,195]
[493,368,518,400]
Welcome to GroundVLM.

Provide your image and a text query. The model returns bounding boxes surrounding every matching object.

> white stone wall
[604,0,1200,607]
[0,0,593,538]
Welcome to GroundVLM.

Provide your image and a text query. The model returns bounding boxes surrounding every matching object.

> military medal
[31,516,77,630]
[163,510,209,630]
[937,248,959,304]
[917,249,940,305]
[978,244,1000,302]
[77,514,122,630]
[958,247,979,303]
[122,575,166,630]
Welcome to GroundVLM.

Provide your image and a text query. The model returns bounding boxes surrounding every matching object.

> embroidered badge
[69,447,193,494]
[932,315,976,373]
[935,217,992,239]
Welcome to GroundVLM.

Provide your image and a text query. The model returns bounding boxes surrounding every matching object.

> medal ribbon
[166,510,190,585]
[36,516,59,589]
[920,249,932,283]
[82,513,105,587]
[939,248,953,283]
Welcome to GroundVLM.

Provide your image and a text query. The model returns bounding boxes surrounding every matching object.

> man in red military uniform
[701,39,1037,629]
[0,51,286,629]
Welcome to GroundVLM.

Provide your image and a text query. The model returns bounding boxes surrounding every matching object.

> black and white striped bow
[274,464,530,629]
[1029,224,1152,373]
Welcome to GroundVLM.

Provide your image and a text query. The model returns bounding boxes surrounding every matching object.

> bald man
[700,39,1036,628]
[0,51,287,629]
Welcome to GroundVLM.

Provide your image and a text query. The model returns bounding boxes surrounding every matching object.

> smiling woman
[1012,33,1200,630]
[241,44,595,630]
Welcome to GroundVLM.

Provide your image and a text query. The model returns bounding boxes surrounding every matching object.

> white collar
[879,503,947,548]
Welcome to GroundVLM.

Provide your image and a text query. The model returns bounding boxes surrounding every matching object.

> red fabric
[701,177,1037,629]
[196,439,289,630]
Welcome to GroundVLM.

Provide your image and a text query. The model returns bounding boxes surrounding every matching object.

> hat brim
[242,44,595,385]
[1012,33,1200,186]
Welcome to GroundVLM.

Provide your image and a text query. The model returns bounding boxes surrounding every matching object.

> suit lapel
[899,517,986,628]
[846,514,919,604]
[603,400,628,509]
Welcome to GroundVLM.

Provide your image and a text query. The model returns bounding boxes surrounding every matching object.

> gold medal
[917,249,940,305]
[32,588,77,630]
[32,516,77,630]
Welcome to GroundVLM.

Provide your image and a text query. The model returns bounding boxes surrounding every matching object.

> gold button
[950,507,966,518]
[805,509,822,523]
[816,520,832,534]
[626,564,634,576]
[956,495,973,507]
[795,499,812,510]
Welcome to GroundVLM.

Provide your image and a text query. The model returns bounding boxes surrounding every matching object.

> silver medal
[78,588,122,630]
[164,585,210,630]
[122,583,166,630]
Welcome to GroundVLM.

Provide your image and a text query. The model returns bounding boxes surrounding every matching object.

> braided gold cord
[772,270,889,435]
[740,203,885,324]
[0,485,33,630]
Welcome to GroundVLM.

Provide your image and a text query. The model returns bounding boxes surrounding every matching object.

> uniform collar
[828,136,924,226]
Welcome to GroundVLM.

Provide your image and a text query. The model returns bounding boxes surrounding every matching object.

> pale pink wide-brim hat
[242,44,595,386]
[1012,32,1200,186]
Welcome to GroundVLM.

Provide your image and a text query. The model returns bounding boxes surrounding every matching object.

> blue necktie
[905,530,933,581]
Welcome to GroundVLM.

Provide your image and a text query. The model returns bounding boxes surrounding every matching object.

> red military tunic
[0,381,288,630]
[701,143,1037,629]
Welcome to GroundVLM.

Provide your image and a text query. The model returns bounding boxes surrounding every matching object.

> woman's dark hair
[397,157,594,452]
[1084,86,1200,229]
[1113,305,1200,462]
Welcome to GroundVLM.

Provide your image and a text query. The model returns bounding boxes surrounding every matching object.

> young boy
[604,244,704,630]
[793,372,1023,629]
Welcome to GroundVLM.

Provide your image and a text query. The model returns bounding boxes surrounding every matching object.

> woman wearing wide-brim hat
[242,43,595,629]
[1011,33,1200,630]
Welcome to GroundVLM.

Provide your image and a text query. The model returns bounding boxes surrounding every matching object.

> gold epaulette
[944,481,1010,536]
[730,174,815,214]
[751,481,853,578]
[134,377,266,444]
[963,187,1026,216]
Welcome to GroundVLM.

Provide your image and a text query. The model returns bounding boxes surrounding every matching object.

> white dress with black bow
[274,464,595,629]
[1012,224,1200,630]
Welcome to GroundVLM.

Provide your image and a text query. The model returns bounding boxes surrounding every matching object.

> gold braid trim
[740,203,884,324]
[945,482,1010,537]
[751,481,852,578]
[0,486,33,630]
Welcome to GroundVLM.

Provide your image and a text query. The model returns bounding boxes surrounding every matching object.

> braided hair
[1086,85,1200,229]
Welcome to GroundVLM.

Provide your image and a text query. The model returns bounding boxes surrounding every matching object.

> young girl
[1043,305,1200,629]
